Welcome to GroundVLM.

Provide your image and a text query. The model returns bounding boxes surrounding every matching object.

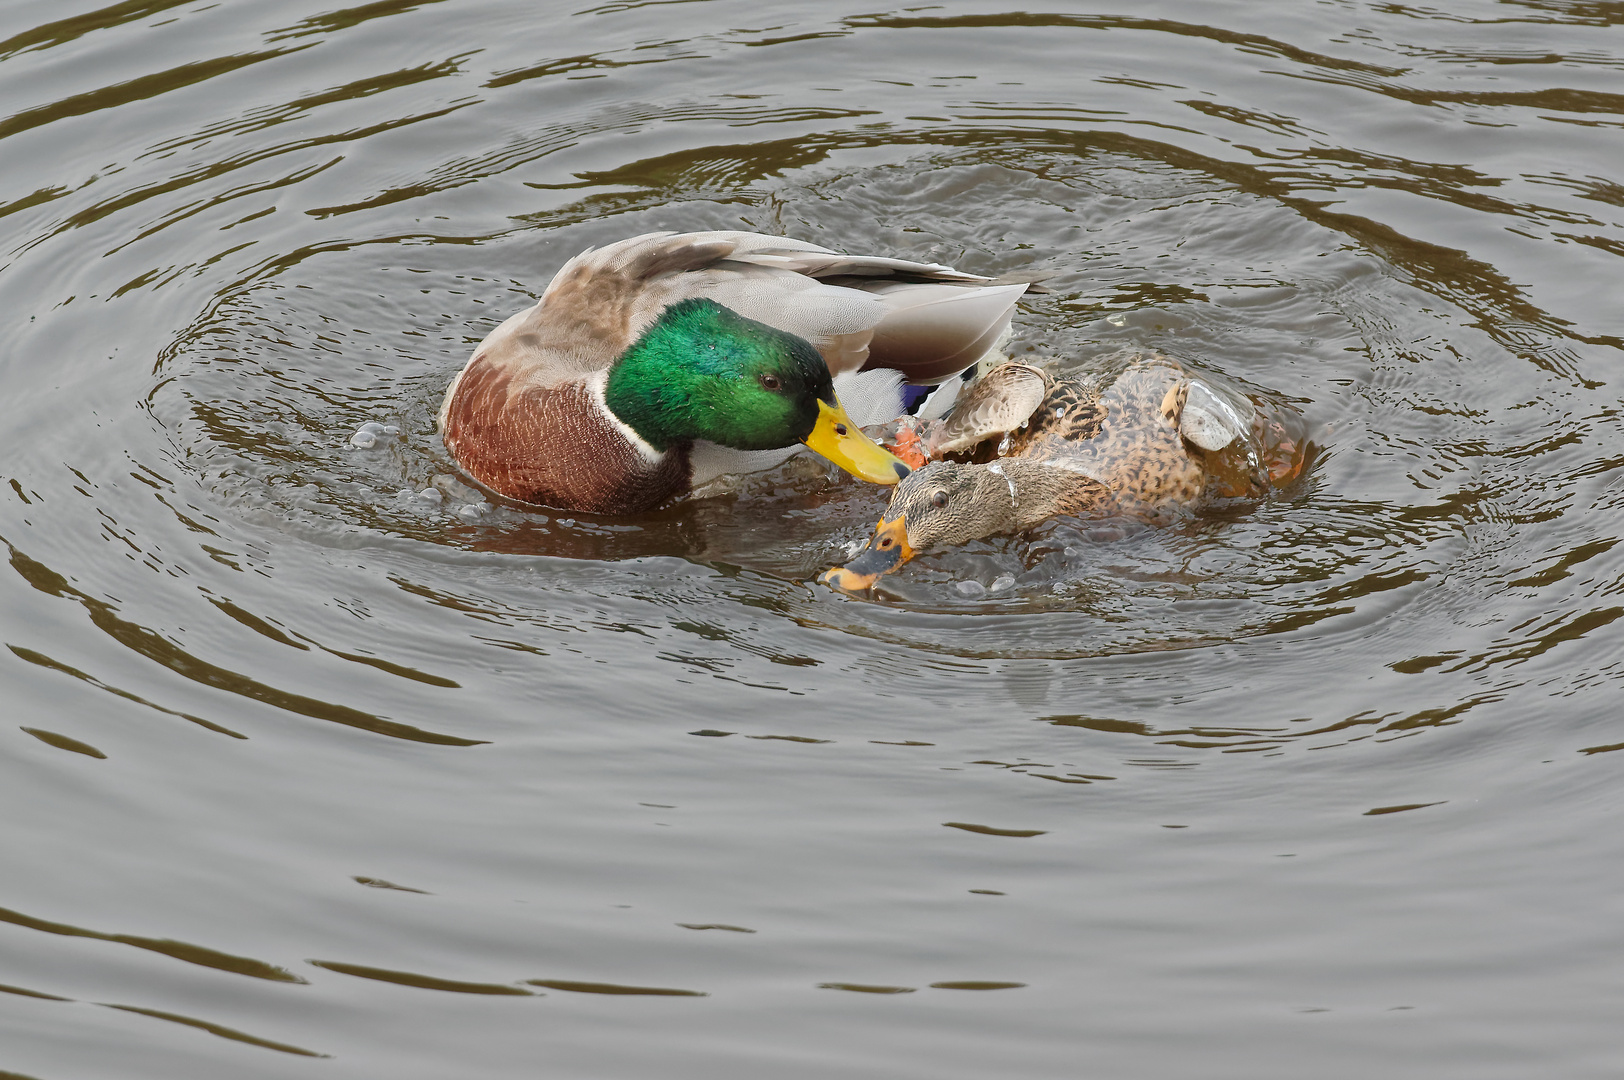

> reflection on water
[4,0,1624,1076]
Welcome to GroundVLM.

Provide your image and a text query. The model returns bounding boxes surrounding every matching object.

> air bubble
[349,420,395,449]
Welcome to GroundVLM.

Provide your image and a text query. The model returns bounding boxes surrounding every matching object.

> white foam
[349,420,398,449]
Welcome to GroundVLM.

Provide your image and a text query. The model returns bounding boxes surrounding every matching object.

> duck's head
[605,298,908,484]
[821,460,1018,590]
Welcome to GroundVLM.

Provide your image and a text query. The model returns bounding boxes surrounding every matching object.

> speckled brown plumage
[826,351,1308,586]
[1000,352,1267,519]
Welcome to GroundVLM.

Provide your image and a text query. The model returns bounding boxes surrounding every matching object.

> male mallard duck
[438,231,1029,514]
[823,350,1310,589]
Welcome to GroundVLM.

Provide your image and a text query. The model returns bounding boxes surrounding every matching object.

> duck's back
[1010,353,1270,518]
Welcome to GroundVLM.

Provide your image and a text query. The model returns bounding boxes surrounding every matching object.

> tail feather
[863,281,1028,384]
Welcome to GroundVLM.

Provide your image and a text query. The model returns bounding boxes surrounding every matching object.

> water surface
[3,1,1623,1077]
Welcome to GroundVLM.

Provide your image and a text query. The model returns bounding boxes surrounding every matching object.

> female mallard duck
[438,231,1029,514]
[822,350,1310,589]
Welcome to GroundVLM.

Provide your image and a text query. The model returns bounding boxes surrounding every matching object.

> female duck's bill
[804,398,912,484]
[821,513,915,591]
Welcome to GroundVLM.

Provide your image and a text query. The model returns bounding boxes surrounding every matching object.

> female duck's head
[820,461,995,590]
[822,458,1107,590]
[605,298,908,483]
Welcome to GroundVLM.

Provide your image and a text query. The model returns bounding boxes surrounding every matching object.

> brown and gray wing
[927,363,1050,455]
[613,232,1028,382]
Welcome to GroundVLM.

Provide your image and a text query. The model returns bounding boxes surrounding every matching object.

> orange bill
[820,514,914,591]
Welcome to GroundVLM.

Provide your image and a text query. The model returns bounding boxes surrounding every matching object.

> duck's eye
[759,373,782,392]
[931,490,949,509]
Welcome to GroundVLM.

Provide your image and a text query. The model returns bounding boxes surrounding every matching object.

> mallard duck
[822,350,1310,589]
[438,231,1029,514]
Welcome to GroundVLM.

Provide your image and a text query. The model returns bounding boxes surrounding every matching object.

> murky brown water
[4,1,1624,1076]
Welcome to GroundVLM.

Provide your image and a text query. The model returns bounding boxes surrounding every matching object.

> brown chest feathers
[440,355,688,515]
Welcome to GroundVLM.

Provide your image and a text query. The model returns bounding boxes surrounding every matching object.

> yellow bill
[802,399,911,485]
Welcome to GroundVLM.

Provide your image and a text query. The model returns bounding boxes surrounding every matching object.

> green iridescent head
[604,298,833,452]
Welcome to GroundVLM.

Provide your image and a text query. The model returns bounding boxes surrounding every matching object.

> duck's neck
[602,334,706,454]
[977,459,1112,532]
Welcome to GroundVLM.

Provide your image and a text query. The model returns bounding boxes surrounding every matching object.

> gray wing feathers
[469,230,1027,397]
[927,362,1049,455]
[863,281,1026,383]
